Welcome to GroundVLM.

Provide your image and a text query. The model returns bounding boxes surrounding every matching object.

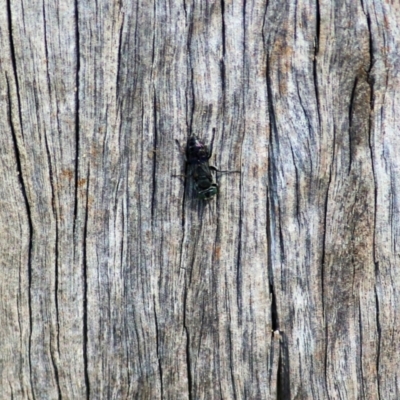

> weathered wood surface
[1,0,399,398]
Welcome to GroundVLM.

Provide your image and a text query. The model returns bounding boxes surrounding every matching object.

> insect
[175,134,240,200]
[186,135,218,200]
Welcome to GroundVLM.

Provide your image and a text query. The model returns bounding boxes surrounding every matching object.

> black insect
[186,136,218,200]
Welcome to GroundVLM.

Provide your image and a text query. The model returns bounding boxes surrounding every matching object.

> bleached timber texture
[0,0,399,398]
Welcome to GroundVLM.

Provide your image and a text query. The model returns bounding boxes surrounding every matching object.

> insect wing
[192,163,213,186]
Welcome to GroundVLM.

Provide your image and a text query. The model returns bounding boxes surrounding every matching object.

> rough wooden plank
[179,1,273,397]
[365,1,400,398]
[1,0,86,397]
[265,0,328,397]
[1,0,400,398]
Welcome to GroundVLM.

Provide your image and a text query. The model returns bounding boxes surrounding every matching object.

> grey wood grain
[0,0,399,398]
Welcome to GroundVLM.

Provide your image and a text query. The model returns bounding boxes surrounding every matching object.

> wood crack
[153,296,164,398]
[6,71,35,399]
[82,171,90,400]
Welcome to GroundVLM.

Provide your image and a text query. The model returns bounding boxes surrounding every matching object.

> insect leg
[210,166,241,174]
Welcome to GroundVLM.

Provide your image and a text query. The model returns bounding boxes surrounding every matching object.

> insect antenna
[208,128,216,159]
